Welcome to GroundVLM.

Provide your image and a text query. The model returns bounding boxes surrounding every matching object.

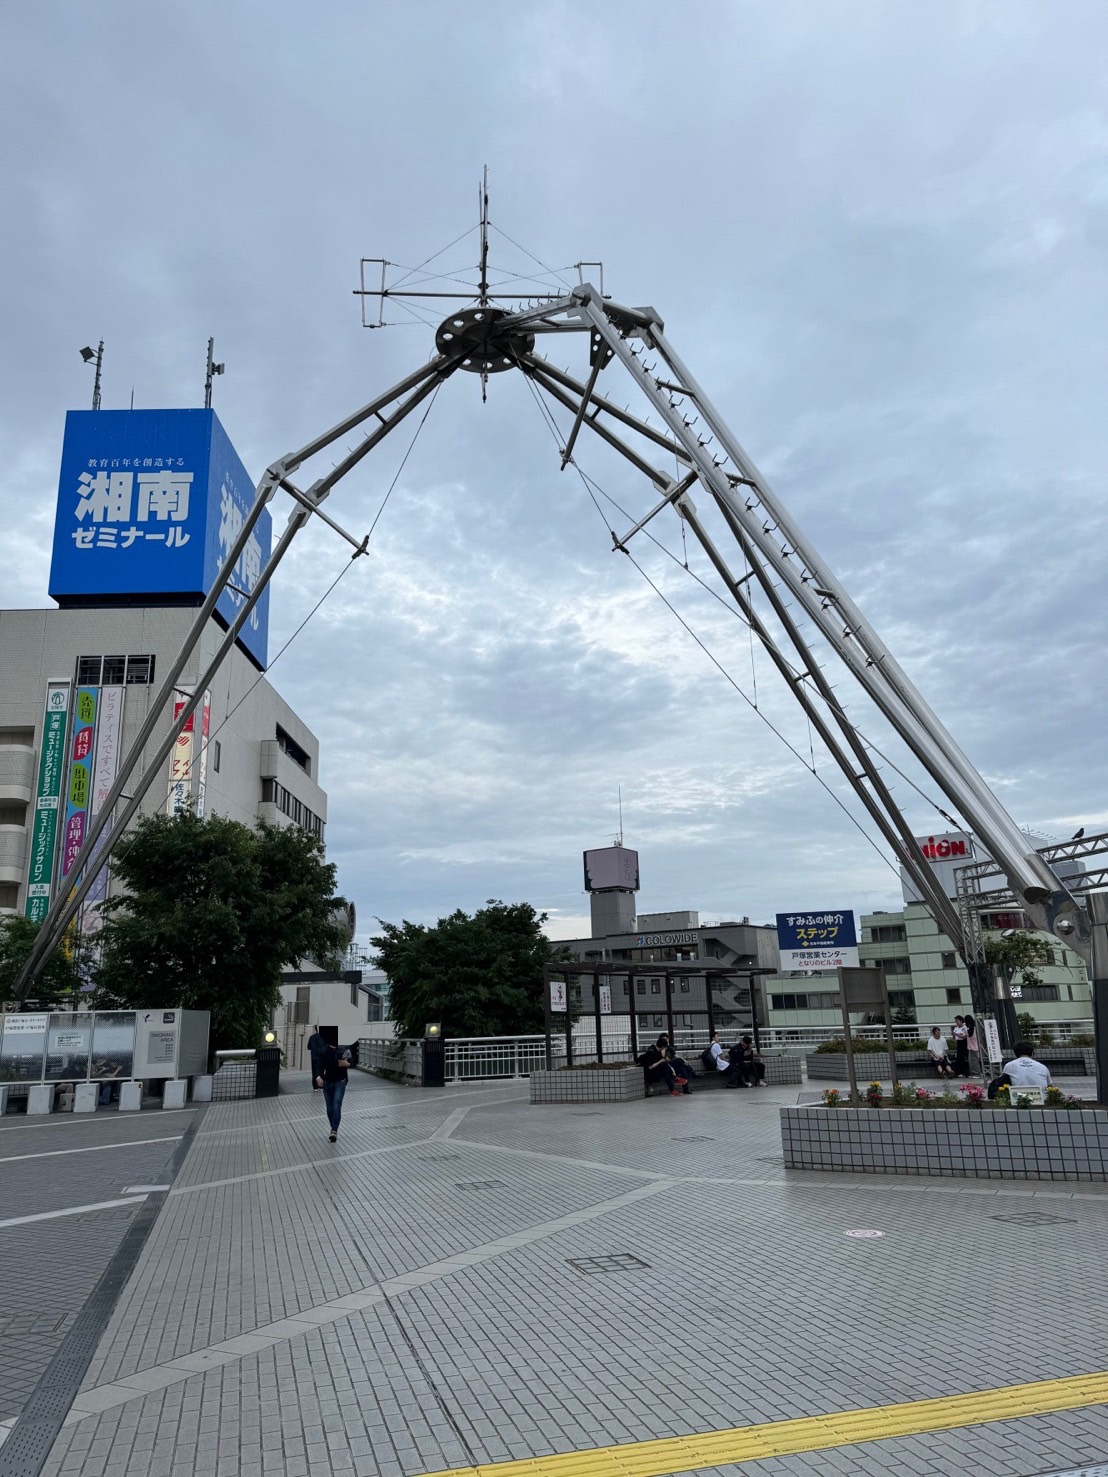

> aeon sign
[918,833,974,863]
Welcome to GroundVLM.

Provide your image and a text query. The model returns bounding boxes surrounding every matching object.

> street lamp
[79,342,104,410]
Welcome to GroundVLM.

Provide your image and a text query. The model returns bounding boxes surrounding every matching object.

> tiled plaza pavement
[2,1070,1108,1477]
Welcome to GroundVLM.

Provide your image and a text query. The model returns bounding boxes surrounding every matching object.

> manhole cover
[453,1180,506,1190]
[673,1135,715,1143]
[844,1229,885,1239]
[989,1212,1077,1226]
[567,1253,651,1276]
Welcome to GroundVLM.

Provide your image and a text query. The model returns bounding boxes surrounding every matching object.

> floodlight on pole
[80,341,104,410]
[204,336,225,410]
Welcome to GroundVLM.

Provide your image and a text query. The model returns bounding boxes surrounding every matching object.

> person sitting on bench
[701,1031,746,1087]
[656,1034,695,1094]
[733,1035,767,1087]
[638,1039,687,1097]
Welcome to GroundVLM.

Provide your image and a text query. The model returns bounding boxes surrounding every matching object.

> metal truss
[17,268,1095,991]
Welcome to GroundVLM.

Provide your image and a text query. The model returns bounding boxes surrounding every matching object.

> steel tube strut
[538,286,1089,960]
[15,355,460,993]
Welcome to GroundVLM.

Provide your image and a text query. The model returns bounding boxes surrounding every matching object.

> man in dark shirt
[314,1042,352,1142]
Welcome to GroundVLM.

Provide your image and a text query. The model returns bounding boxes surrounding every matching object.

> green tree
[984,931,1052,992]
[0,915,80,1004]
[372,899,570,1039]
[92,811,348,1052]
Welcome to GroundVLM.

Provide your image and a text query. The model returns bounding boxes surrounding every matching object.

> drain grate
[567,1253,651,1277]
[672,1135,715,1143]
[989,1211,1077,1226]
[1031,1467,1108,1476]
[572,1111,603,1116]
[423,1153,460,1162]
[453,1179,506,1190]
[0,1314,71,1337]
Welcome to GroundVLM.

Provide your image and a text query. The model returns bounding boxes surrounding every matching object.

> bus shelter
[541,962,778,1069]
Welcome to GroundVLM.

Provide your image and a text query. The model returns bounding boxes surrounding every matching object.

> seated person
[638,1039,686,1097]
[733,1035,767,1087]
[655,1034,694,1094]
[926,1026,954,1078]
[1004,1041,1052,1089]
[700,1031,747,1087]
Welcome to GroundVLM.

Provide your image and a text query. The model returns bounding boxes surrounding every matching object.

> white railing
[356,1038,423,1081]
[446,1036,564,1081]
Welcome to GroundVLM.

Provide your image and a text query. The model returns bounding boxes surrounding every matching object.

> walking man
[314,1040,352,1142]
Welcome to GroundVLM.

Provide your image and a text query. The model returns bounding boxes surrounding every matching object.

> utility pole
[79,342,104,410]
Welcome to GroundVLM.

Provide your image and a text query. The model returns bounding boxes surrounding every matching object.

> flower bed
[781,1099,1108,1179]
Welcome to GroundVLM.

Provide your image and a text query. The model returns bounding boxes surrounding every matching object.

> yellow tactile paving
[421,1370,1108,1477]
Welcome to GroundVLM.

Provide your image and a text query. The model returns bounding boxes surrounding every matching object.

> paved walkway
[2,1071,1108,1477]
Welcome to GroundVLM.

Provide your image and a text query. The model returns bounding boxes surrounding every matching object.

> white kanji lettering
[218,482,245,603]
[75,470,133,523]
[136,470,192,522]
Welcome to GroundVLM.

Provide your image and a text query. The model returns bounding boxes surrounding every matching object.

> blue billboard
[775,910,859,971]
[49,409,271,669]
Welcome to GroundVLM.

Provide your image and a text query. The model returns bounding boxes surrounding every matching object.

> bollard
[119,1081,142,1112]
[28,1085,56,1115]
[192,1074,213,1102]
[162,1079,188,1110]
[0,1085,8,1117]
[74,1083,99,1113]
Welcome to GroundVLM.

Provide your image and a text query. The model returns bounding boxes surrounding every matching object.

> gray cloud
[2,0,1107,942]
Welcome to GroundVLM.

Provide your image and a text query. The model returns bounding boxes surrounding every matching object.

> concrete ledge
[74,1082,99,1113]
[119,1081,142,1112]
[530,1066,644,1104]
[27,1084,55,1115]
[781,1104,1108,1180]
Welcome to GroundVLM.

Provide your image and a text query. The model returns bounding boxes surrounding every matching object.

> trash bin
[255,1046,281,1098]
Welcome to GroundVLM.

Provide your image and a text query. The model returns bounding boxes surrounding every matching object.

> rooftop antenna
[616,785,624,847]
[204,336,225,410]
[477,167,491,402]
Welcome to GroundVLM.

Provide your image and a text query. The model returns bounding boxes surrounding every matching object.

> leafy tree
[891,1003,918,1027]
[984,931,1052,992]
[92,811,348,1052]
[372,899,570,1039]
[0,915,81,1004]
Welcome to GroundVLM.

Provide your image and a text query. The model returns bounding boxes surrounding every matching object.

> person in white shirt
[1003,1043,1052,1089]
[926,1026,954,1078]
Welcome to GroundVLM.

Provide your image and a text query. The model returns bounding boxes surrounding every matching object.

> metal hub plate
[435,306,535,373]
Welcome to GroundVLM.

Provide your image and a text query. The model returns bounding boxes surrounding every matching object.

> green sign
[25,684,70,922]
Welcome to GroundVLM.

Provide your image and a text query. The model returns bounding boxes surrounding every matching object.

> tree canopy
[0,915,80,1004]
[93,811,348,1050]
[984,930,1052,991]
[371,899,569,1039]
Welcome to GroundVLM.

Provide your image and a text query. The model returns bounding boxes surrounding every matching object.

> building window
[945,987,963,1005]
[212,739,221,774]
[980,910,1029,932]
[870,924,907,943]
[941,952,956,969]
[679,980,690,993]
[350,983,359,1007]
[770,992,841,1011]
[276,724,310,774]
[884,957,912,976]
[75,653,156,687]
[1017,984,1060,1003]
[650,980,661,995]
[0,882,18,909]
[637,1014,650,1028]
[653,1014,663,1028]
[293,986,310,1025]
[260,778,324,839]
[887,990,915,1010]
[636,981,645,996]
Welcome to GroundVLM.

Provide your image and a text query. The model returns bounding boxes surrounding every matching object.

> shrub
[814,1038,928,1054]
[1070,1034,1095,1047]
[891,1080,916,1106]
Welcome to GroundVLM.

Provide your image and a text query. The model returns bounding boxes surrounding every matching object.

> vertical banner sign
[598,984,612,1016]
[194,691,212,818]
[549,979,567,1013]
[58,687,99,887]
[80,686,126,938]
[25,683,71,921]
[167,692,196,814]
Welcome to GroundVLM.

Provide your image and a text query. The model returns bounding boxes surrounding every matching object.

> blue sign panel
[775,910,859,971]
[49,409,271,668]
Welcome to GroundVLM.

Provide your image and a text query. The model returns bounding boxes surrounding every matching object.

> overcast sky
[3,1,1107,942]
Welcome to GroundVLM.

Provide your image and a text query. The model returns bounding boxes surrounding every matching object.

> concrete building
[0,605,328,921]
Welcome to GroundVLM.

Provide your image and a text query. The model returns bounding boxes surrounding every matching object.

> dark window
[76,656,101,685]
[945,987,963,1005]
[650,980,661,995]
[653,1014,663,1028]
[350,983,359,1007]
[871,924,907,943]
[981,910,1029,932]
[941,952,956,969]
[1017,984,1060,1002]
[637,1014,650,1028]
[293,986,309,1025]
[636,981,645,996]
[679,980,690,993]
[276,724,310,773]
[125,655,154,685]
[884,957,912,976]
[212,739,221,774]
[887,990,915,1010]
[101,655,126,685]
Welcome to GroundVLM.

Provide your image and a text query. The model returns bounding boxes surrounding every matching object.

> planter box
[781,1104,1108,1180]
[530,1067,644,1105]
[806,1046,1096,1081]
